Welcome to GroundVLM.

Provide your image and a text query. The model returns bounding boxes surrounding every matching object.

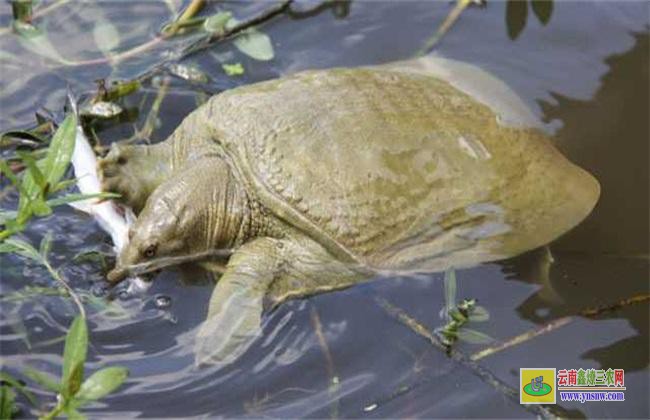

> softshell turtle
[99,56,600,365]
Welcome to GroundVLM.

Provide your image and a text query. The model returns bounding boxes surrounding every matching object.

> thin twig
[57,0,292,70]
[310,306,340,419]
[472,293,650,361]
[311,306,336,378]
[122,77,171,145]
[374,297,562,419]
[417,0,483,55]
[160,0,206,37]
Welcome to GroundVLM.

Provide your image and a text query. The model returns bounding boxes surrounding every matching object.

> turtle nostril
[107,267,128,285]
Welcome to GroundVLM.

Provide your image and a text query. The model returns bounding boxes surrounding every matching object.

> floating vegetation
[203,11,233,35]
[168,63,210,84]
[80,101,124,119]
[222,62,245,76]
[227,17,275,61]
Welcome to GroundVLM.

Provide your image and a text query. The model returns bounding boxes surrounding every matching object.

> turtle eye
[143,244,157,258]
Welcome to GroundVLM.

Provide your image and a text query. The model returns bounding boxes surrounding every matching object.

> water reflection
[502,32,649,371]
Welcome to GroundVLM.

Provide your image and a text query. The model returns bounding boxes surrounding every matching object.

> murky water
[1,1,648,418]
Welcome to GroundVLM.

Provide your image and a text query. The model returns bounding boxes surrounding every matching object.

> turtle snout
[107,265,129,285]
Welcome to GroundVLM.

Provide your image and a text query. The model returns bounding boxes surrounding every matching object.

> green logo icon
[523,376,552,396]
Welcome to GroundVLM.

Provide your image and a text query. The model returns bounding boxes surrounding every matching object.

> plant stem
[471,293,650,361]
[43,259,86,319]
[417,0,474,55]
[40,401,64,420]
[0,0,70,37]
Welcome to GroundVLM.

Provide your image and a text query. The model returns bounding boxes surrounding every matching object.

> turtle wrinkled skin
[99,56,600,365]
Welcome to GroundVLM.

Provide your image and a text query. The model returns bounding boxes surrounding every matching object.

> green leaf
[17,113,77,218]
[23,368,61,393]
[457,328,494,344]
[0,371,38,406]
[13,21,69,64]
[505,0,528,40]
[105,80,141,102]
[39,232,53,259]
[227,17,274,61]
[61,316,88,399]
[468,305,490,322]
[93,21,120,55]
[75,367,128,403]
[47,192,120,208]
[443,267,457,316]
[0,385,16,420]
[65,363,84,399]
[0,210,18,225]
[222,62,244,76]
[28,198,52,217]
[203,11,232,34]
[16,151,47,193]
[1,238,41,262]
[531,0,553,25]
[51,179,77,193]
[0,159,26,195]
[43,114,77,189]
[1,129,49,145]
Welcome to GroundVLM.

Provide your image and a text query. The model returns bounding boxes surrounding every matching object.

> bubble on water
[154,295,172,309]
[91,283,110,297]
[117,289,131,301]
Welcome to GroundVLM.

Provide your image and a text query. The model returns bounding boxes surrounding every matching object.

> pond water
[1,1,648,418]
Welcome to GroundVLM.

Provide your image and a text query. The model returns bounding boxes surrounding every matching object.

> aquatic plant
[0,316,128,420]
[437,268,493,348]
[0,114,117,241]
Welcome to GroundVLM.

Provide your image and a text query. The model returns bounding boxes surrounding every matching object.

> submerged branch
[374,297,562,419]
[471,293,650,361]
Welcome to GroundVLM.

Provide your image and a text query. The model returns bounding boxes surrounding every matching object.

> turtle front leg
[195,236,362,367]
[98,142,174,213]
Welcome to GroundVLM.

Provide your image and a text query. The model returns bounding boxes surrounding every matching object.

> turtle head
[107,188,186,284]
[107,158,242,285]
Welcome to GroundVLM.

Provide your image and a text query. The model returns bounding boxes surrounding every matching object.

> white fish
[66,90,151,294]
